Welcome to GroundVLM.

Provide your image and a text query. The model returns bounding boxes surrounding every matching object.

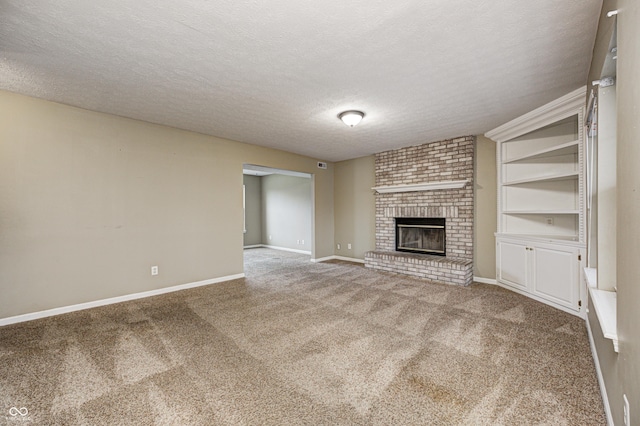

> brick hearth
[365,136,475,286]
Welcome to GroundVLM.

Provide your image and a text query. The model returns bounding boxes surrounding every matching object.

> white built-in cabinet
[486,87,587,317]
[496,237,582,312]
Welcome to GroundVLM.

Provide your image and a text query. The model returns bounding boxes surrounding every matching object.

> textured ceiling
[0,0,602,162]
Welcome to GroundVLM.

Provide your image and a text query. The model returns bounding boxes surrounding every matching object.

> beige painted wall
[585,9,619,422]
[261,174,312,252]
[585,1,621,424]
[614,0,640,422]
[474,136,497,280]
[587,1,640,425]
[0,90,334,319]
[243,175,262,246]
[588,306,620,421]
[333,156,376,260]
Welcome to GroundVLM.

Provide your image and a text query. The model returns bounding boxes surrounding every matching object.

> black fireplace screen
[395,218,445,256]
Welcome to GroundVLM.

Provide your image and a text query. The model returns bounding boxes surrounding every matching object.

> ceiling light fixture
[339,110,364,127]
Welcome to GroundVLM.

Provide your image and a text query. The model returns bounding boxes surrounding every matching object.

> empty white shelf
[504,140,579,163]
[503,172,579,186]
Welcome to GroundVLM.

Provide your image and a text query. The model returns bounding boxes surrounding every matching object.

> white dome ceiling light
[339,110,364,127]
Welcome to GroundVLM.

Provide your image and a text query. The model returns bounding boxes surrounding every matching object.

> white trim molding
[473,276,497,285]
[260,245,311,255]
[311,256,335,263]
[311,255,365,264]
[244,244,311,255]
[589,287,619,352]
[492,280,584,318]
[0,273,245,327]
[333,256,365,264]
[485,86,587,143]
[372,179,469,194]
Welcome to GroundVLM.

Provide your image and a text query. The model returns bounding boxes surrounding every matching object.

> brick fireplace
[364,136,474,286]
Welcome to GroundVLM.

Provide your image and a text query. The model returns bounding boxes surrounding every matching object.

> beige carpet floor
[0,248,605,425]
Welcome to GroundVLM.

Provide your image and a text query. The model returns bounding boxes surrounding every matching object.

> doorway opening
[242,164,314,272]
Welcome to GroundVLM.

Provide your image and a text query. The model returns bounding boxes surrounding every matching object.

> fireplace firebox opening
[395,217,446,256]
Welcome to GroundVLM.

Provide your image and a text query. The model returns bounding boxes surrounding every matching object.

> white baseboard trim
[473,276,497,285]
[311,255,336,263]
[260,245,311,255]
[243,244,263,249]
[586,314,614,426]
[310,255,365,264]
[491,280,584,318]
[334,256,365,264]
[0,273,245,327]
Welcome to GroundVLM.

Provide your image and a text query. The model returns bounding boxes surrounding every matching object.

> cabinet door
[497,239,529,290]
[530,243,580,311]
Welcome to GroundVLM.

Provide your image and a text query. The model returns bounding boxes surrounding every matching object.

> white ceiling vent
[317,162,327,169]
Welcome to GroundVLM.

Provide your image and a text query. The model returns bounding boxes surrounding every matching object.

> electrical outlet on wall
[348,243,352,249]
[337,243,341,250]
[151,266,158,276]
[301,240,304,245]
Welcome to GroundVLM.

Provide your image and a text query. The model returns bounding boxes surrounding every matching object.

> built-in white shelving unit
[486,87,587,317]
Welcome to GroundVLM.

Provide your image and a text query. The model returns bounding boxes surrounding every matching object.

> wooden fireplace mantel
[372,179,469,194]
